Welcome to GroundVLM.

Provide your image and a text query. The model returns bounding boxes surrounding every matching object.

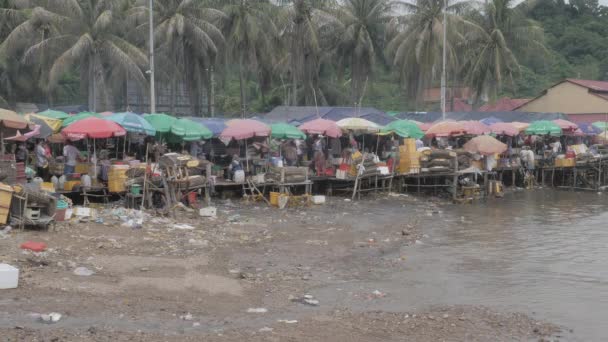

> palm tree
[0,0,28,106]
[222,0,278,117]
[336,0,393,106]
[3,0,148,111]
[462,0,546,105]
[386,0,471,107]
[277,0,342,106]
[130,0,225,116]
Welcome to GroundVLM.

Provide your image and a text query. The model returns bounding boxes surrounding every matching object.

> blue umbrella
[577,122,602,135]
[108,112,156,136]
[187,117,226,137]
[480,117,503,125]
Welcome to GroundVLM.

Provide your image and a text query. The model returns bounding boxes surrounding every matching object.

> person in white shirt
[550,139,562,155]
[63,140,80,175]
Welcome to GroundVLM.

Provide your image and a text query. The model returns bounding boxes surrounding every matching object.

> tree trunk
[170,76,176,114]
[209,66,215,117]
[238,55,246,118]
[88,57,95,112]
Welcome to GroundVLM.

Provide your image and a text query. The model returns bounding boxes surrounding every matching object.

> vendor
[35,140,49,180]
[228,154,243,179]
[63,140,80,175]
[313,135,326,176]
[16,143,27,163]
[282,140,298,166]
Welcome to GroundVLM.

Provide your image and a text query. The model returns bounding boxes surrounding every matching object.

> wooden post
[205,162,212,205]
[142,143,150,209]
[452,156,458,200]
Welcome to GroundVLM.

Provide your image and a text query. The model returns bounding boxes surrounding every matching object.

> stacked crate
[398,139,420,174]
[0,183,13,224]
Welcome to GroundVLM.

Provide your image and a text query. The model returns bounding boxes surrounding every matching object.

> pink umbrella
[419,122,433,132]
[4,125,41,141]
[298,118,342,138]
[219,119,270,140]
[99,111,113,116]
[553,119,578,131]
[425,121,467,138]
[463,135,508,155]
[62,117,126,140]
[489,122,519,137]
[459,120,491,135]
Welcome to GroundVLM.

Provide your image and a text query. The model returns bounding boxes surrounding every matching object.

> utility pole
[149,0,156,114]
[440,0,447,121]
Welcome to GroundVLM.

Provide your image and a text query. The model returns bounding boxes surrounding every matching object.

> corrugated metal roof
[566,79,608,92]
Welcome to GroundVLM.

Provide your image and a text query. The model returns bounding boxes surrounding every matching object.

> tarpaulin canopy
[143,113,177,133]
[23,115,54,138]
[463,135,508,155]
[380,120,424,138]
[525,120,562,136]
[61,112,103,127]
[170,118,213,141]
[336,118,380,133]
[489,122,519,137]
[62,117,127,140]
[270,123,306,139]
[25,113,62,133]
[220,119,271,140]
[459,120,491,135]
[298,118,342,138]
[37,109,70,120]
[479,117,503,125]
[4,125,41,141]
[425,120,467,137]
[108,112,156,136]
[187,117,226,137]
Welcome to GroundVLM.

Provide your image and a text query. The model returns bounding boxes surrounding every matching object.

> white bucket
[0,264,19,289]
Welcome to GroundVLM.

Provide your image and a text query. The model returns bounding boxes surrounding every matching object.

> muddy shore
[0,194,562,341]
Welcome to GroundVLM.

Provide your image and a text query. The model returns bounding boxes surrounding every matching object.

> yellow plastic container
[0,206,9,224]
[40,182,55,192]
[64,180,81,191]
[270,192,280,207]
[108,178,127,193]
[0,183,14,208]
[75,163,90,174]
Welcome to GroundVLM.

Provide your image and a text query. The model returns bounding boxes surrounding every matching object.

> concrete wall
[518,82,608,115]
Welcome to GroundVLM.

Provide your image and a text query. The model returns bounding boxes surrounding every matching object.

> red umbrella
[219,119,270,140]
[425,121,467,138]
[62,117,127,140]
[553,119,578,131]
[489,122,519,137]
[459,120,491,135]
[463,135,508,155]
[299,118,342,138]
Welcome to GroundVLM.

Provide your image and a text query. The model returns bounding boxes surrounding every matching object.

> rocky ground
[0,194,562,341]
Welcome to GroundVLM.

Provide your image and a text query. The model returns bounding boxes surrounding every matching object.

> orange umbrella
[425,120,467,137]
[489,122,519,137]
[463,135,508,155]
[511,122,530,132]
[459,120,491,135]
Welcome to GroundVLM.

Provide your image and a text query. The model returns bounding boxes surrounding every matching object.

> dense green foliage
[0,0,607,114]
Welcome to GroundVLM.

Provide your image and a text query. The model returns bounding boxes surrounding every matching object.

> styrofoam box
[312,195,326,204]
[0,263,19,289]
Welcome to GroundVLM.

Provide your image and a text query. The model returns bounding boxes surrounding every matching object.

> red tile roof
[566,79,608,92]
[567,113,608,124]
[451,98,472,112]
[479,98,530,112]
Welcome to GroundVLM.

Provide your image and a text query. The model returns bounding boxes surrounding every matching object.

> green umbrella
[37,109,70,120]
[61,112,102,127]
[592,121,608,130]
[170,118,213,141]
[525,120,562,136]
[143,113,177,133]
[270,123,306,139]
[380,120,424,139]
